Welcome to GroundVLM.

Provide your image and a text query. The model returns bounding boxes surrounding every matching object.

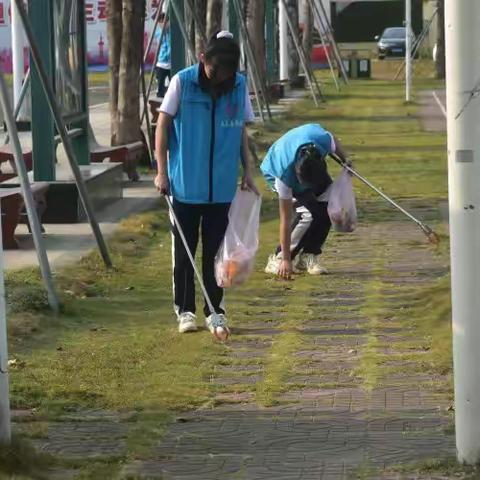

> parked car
[375,27,413,60]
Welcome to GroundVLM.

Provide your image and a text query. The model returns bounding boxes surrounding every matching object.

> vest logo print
[222,100,242,127]
[221,119,244,128]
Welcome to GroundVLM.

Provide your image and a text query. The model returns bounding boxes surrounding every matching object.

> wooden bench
[0,143,33,176]
[0,182,49,249]
[88,125,144,182]
[53,126,144,181]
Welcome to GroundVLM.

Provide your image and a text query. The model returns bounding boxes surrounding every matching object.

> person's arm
[240,127,259,195]
[154,74,181,194]
[332,135,351,166]
[154,112,173,195]
[278,198,293,279]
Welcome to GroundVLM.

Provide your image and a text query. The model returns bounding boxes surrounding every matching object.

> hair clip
[217,31,234,39]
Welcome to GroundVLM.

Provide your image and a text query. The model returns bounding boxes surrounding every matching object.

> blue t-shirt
[260,124,335,194]
[155,27,171,67]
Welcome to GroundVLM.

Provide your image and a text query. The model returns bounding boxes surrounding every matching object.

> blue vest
[260,124,334,194]
[156,27,171,65]
[168,65,246,204]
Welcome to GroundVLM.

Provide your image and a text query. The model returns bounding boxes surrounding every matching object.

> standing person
[261,124,351,279]
[155,32,258,337]
[154,14,171,98]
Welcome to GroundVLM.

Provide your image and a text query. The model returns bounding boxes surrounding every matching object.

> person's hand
[154,173,170,196]
[278,259,293,280]
[241,172,260,196]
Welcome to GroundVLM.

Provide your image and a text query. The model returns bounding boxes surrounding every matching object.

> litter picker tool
[329,153,440,245]
[164,196,230,341]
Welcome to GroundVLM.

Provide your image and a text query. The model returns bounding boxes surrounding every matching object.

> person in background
[261,124,351,279]
[155,13,171,98]
[155,32,258,337]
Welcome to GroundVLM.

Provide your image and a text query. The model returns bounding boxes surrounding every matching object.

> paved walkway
[418,90,446,133]
[123,218,452,479]
[28,203,454,479]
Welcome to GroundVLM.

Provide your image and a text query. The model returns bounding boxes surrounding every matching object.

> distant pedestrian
[154,14,171,98]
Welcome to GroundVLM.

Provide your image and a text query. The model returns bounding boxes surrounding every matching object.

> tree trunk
[194,0,207,54]
[302,0,313,61]
[286,0,300,84]
[116,0,145,145]
[106,0,122,144]
[206,0,223,39]
[435,0,445,80]
[246,0,266,78]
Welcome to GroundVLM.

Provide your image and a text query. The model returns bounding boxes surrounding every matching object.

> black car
[375,27,409,59]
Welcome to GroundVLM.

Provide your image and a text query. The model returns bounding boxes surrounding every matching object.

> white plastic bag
[327,169,357,233]
[215,190,262,288]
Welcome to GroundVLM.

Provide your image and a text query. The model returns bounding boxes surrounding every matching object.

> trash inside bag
[327,169,357,233]
[215,190,262,288]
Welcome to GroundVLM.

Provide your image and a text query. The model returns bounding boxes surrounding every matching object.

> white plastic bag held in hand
[327,169,357,232]
[215,190,262,288]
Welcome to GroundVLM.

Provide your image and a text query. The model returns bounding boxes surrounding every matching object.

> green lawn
[1,77,454,478]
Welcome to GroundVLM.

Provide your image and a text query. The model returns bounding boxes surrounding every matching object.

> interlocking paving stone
[34,214,455,478]
[34,421,129,459]
[120,407,454,479]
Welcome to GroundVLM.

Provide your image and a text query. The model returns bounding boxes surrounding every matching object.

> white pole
[11,0,27,120]
[445,0,480,465]
[279,0,289,81]
[405,0,412,102]
[0,207,10,444]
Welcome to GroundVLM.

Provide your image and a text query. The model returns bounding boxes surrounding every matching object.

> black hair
[204,32,241,74]
[295,144,331,192]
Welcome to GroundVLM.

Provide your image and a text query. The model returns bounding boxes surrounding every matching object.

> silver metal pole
[141,65,155,165]
[11,0,27,122]
[313,0,348,84]
[3,70,30,147]
[14,0,112,268]
[142,13,169,123]
[0,68,60,314]
[405,0,412,102]
[144,0,165,65]
[0,200,10,445]
[231,0,270,121]
[445,0,480,464]
[393,8,438,81]
[306,0,339,92]
[279,0,289,81]
[170,0,197,63]
[279,0,321,106]
[140,10,156,166]
[12,69,30,122]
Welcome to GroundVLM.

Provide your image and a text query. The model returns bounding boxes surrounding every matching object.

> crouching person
[260,124,350,279]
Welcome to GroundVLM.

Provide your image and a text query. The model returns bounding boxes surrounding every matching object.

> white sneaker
[293,255,307,272]
[265,254,281,275]
[265,254,301,275]
[205,313,230,341]
[301,253,329,275]
[178,312,198,333]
